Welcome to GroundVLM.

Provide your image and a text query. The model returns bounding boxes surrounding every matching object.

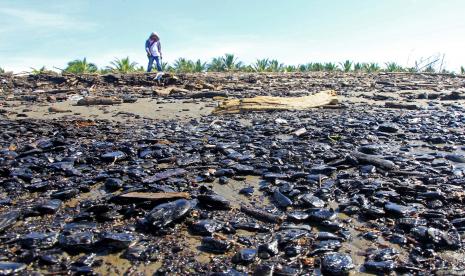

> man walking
[146,32,162,72]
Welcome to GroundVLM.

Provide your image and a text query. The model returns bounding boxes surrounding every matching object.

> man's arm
[157,42,162,58]
[145,40,151,56]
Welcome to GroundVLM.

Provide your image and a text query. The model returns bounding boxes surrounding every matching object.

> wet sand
[2,98,216,122]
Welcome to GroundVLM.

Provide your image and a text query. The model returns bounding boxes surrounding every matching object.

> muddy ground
[0,72,465,275]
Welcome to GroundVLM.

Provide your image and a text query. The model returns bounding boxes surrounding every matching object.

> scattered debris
[0,72,464,274]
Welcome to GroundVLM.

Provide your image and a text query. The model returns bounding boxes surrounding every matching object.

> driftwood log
[213,90,338,114]
[76,96,123,106]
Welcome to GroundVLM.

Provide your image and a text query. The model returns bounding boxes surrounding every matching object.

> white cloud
[0,7,95,31]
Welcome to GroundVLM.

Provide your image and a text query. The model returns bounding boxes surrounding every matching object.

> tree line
[1,54,464,74]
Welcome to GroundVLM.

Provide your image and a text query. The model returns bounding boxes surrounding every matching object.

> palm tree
[324,62,338,71]
[193,59,207,72]
[173,58,194,73]
[298,64,309,72]
[222,54,243,71]
[284,65,297,72]
[370,63,381,72]
[311,63,324,71]
[253,59,269,72]
[340,60,353,72]
[108,57,138,73]
[385,62,404,72]
[353,62,363,72]
[65,58,98,74]
[207,57,225,72]
[362,62,380,73]
[268,60,284,72]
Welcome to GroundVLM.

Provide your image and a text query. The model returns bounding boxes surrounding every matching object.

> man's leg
[147,56,154,72]
[154,56,162,72]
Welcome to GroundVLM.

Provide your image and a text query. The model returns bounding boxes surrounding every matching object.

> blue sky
[0,0,464,72]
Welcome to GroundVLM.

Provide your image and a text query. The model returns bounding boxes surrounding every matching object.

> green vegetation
[268,60,284,72]
[161,61,171,72]
[172,58,207,73]
[205,54,243,72]
[108,57,138,73]
[207,57,224,72]
[193,60,207,73]
[385,62,404,72]
[65,58,98,74]
[324,62,338,71]
[98,68,112,74]
[31,66,54,75]
[27,54,460,75]
[222,54,243,71]
[423,65,436,73]
[340,60,353,72]
[284,65,297,72]
[0,67,4,73]
[362,63,381,73]
[307,63,324,71]
[253,59,270,72]
[172,58,191,73]
[251,59,286,72]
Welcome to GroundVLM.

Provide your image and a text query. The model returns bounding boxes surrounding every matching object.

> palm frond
[253,59,269,72]
[385,62,404,72]
[268,60,284,72]
[108,57,138,73]
[340,60,353,72]
[323,62,338,71]
[65,58,98,74]
[207,57,225,72]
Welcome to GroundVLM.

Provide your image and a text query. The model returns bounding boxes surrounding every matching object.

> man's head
[150,32,159,41]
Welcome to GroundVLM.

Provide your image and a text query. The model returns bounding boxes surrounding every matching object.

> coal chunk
[0,262,26,275]
[232,248,257,265]
[51,189,78,200]
[0,210,20,233]
[364,260,396,273]
[190,220,222,236]
[18,232,58,249]
[273,190,292,208]
[321,253,354,275]
[35,199,62,214]
[144,199,192,230]
[378,123,399,133]
[97,232,135,251]
[201,237,231,254]
[197,194,231,210]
